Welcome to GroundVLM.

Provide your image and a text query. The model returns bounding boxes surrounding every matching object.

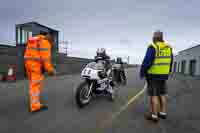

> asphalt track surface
[0,68,200,133]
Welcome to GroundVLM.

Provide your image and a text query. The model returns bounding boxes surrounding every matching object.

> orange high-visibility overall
[24,35,54,112]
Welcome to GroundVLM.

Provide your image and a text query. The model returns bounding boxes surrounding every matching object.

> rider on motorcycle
[94,48,111,72]
[115,57,126,84]
[116,57,123,64]
[94,48,114,94]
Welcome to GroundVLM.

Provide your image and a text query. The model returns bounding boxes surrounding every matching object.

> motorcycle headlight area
[98,71,106,79]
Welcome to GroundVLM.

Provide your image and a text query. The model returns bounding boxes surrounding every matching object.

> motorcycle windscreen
[86,61,105,70]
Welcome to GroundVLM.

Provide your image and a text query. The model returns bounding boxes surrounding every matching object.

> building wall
[0,45,93,80]
[0,45,20,76]
[173,45,200,76]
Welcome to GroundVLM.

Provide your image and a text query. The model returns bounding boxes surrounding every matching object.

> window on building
[181,60,186,74]
[18,29,30,44]
[173,62,177,72]
[22,30,26,44]
[17,28,21,44]
[28,31,33,38]
[189,60,196,76]
[177,62,180,73]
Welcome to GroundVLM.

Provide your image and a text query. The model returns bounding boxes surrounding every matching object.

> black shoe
[30,105,48,114]
[145,113,159,123]
[158,112,167,119]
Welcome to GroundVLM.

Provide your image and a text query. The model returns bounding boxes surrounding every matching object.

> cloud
[0,0,200,64]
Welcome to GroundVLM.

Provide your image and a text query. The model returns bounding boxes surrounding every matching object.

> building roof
[0,44,16,47]
[179,44,200,54]
[16,21,59,32]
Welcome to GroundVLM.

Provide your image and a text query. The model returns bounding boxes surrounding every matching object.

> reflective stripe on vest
[31,99,39,104]
[156,56,171,59]
[31,92,40,97]
[24,57,41,61]
[31,79,42,83]
[148,42,172,75]
[154,63,171,66]
[24,57,49,62]
[26,47,49,51]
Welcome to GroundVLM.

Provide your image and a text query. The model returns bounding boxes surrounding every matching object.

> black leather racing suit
[94,54,111,72]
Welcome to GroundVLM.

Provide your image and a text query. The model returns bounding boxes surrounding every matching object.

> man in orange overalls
[24,32,56,113]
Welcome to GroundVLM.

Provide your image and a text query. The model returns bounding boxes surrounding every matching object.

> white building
[173,44,200,76]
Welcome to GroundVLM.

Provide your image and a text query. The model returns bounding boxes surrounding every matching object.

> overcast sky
[0,0,200,64]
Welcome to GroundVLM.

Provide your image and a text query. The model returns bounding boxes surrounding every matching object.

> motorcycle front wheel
[75,81,92,108]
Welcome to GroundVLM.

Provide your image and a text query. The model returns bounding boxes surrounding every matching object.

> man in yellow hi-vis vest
[140,31,173,123]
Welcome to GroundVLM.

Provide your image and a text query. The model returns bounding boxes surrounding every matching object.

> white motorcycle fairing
[81,68,101,80]
[80,61,114,92]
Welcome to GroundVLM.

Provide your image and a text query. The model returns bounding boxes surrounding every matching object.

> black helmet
[96,48,106,56]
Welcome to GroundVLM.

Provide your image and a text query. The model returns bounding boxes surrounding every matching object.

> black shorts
[147,80,167,96]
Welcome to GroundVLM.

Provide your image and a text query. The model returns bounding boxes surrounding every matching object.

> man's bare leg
[158,95,167,119]
[149,97,153,113]
[160,95,167,113]
[151,96,159,115]
[145,96,159,122]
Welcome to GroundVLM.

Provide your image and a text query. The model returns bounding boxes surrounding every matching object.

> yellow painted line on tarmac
[96,86,146,133]
[111,88,146,120]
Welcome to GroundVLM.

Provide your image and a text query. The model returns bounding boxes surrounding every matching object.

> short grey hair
[153,30,164,43]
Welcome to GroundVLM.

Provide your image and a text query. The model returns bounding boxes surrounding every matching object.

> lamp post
[59,41,69,56]
[127,56,130,64]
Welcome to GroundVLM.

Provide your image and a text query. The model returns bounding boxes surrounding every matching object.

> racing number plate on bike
[82,68,91,76]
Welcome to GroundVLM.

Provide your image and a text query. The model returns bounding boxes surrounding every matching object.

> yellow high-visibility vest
[147,42,172,75]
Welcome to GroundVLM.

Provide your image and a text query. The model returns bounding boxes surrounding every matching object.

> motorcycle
[112,63,127,85]
[75,60,117,108]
